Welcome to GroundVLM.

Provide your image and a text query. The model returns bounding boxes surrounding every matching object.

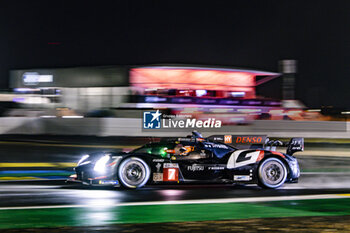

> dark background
[0,1,349,108]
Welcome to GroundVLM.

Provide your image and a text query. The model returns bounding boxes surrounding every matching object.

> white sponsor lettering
[153,159,164,162]
[212,144,228,149]
[227,150,260,169]
[187,164,205,171]
[163,163,179,168]
[204,143,228,149]
[208,166,225,170]
[234,175,251,181]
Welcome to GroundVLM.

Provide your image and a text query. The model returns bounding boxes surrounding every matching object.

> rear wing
[286,137,304,155]
[265,137,304,155]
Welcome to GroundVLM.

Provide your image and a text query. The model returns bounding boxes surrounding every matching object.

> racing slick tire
[117,157,150,189]
[258,157,287,189]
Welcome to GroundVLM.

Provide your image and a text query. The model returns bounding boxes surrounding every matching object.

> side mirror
[287,138,304,155]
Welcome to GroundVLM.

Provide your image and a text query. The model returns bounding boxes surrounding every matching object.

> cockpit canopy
[131,138,235,159]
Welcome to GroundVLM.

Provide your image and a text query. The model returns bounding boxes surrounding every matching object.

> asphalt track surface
[1,135,350,231]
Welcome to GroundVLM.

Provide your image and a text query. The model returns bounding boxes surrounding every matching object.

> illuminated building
[8,65,281,118]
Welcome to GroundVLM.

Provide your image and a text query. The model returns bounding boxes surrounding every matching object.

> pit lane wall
[0,117,349,139]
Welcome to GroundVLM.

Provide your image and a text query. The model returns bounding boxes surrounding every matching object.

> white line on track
[0,194,349,210]
[301,172,350,175]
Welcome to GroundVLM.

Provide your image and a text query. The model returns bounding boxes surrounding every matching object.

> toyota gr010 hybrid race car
[70,132,303,189]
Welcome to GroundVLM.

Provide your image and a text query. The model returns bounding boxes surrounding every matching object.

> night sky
[1,1,350,108]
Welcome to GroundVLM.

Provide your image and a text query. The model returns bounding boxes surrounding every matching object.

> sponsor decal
[288,138,304,152]
[98,180,119,185]
[227,150,261,169]
[236,136,263,144]
[208,166,225,170]
[204,143,228,149]
[212,144,228,149]
[163,163,179,168]
[234,175,251,181]
[163,168,179,181]
[224,135,232,144]
[207,135,267,145]
[156,163,161,172]
[153,173,163,182]
[153,159,164,162]
[187,164,205,171]
[212,136,224,141]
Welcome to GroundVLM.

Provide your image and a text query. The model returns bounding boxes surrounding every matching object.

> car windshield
[131,143,175,157]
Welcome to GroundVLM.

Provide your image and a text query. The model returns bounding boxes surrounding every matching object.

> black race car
[70,132,302,189]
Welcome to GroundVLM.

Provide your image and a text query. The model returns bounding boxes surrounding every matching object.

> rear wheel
[118,157,150,189]
[258,157,287,189]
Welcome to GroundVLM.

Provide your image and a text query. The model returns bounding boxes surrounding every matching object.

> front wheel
[258,157,287,189]
[118,157,150,189]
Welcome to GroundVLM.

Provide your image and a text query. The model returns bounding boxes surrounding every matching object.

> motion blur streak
[0,162,76,167]
[1,194,350,210]
[0,141,135,149]
[1,195,350,229]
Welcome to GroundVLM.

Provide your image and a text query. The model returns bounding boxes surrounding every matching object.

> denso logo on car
[235,136,263,144]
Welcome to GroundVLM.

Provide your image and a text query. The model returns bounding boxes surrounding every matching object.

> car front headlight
[77,154,89,166]
[94,155,110,173]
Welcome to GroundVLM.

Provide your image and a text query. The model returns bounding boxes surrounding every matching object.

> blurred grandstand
[0,64,331,123]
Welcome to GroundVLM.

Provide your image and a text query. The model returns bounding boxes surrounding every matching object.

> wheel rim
[259,159,286,188]
[119,158,149,188]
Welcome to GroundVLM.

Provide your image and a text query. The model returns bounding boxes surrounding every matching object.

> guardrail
[0,117,349,138]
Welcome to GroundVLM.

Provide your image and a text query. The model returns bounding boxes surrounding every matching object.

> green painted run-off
[1,198,350,229]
